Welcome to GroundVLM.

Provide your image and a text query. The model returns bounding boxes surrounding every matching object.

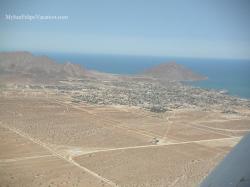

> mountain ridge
[0,51,88,83]
[0,51,206,83]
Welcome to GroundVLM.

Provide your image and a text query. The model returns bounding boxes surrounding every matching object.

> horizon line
[1,49,250,61]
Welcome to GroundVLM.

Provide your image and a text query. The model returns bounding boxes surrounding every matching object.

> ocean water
[36,52,250,99]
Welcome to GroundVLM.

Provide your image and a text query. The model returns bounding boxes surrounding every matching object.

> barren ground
[0,92,250,187]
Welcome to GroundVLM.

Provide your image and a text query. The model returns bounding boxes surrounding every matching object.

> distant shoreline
[1,51,249,99]
[46,53,250,99]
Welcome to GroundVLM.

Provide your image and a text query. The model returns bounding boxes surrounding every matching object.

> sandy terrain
[0,154,111,187]
[0,125,111,187]
[0,126,49,159]
[0,94,249,187]
[75,142,226,187]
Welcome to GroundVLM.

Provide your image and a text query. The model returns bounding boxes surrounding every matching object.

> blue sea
[36,52,250,99]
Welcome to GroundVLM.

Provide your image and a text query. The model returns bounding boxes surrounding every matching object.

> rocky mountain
[0,51,88,83]
[142,61,206,81]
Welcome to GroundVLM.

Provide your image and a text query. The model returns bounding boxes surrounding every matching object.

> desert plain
[0,87,250,187]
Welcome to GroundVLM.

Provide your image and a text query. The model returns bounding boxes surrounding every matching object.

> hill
[0,51,88,83]
[141,61,206,81]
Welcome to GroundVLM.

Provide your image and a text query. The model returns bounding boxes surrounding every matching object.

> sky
[0,0,250,59]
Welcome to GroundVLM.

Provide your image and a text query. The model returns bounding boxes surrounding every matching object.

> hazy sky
[1,0,250,59]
